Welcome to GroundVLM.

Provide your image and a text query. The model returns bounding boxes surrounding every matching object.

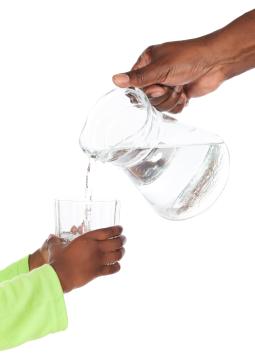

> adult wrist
[205,10,255,81]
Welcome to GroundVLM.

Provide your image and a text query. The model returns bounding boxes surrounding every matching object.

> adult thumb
[112,63,158,88]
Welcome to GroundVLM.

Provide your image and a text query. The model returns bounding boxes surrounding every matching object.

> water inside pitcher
[79,88,230,220]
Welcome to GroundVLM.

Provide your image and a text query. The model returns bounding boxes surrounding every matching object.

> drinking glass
[55,199,120,241]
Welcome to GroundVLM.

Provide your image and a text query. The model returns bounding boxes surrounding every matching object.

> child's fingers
[98,235,126,252]
[100,262,121,276]
[78,223,85,234]
[70,225,78,235]
[86,226,123,240]
[101,248,125,265]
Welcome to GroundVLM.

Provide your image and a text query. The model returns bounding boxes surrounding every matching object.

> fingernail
[70,225,78,235]
[112,73,130,87]
[177,93,187,105]
[149,90,165,98]
[173,86,183,93]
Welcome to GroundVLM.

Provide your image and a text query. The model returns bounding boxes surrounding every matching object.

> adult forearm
[209,10,255,79]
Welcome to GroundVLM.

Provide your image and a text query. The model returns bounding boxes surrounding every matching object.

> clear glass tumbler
[55,199,120,241]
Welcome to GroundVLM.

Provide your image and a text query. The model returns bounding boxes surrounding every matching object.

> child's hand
[49,226,125,293]
[29,235,68,270]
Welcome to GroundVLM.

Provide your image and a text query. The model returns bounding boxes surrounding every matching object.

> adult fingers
[113,62,165,89]
[144,84,168,98]
[150,87,183,111]
[144,84,182,100]
[169,93,188,114]
[170,103,186,114]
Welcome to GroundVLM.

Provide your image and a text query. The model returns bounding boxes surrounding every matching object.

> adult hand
[113,10,255,113]
[113,38,223,113]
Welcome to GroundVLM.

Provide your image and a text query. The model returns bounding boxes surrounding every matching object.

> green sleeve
[0,256,29,283]
[0,264,68,351]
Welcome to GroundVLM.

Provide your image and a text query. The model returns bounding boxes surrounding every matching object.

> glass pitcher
[79,87,230,220]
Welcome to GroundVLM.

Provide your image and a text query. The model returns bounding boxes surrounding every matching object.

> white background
[0,1,255,359]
